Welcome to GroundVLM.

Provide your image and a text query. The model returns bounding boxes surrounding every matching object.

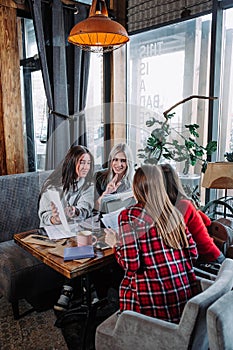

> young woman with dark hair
[38,145,94,312]
[160,163,225,265]
[38,145,94,226]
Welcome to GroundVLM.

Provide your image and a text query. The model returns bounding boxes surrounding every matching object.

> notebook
[64,245,95,261]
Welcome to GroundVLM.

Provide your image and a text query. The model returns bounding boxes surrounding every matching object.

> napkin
[22,234,57,247]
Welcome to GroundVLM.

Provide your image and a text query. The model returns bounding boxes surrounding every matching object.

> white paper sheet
[44,224,75,240]
[47,189,71,233]
[101,207,125,230]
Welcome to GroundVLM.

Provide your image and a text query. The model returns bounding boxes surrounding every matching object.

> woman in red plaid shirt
[106,165,198,323]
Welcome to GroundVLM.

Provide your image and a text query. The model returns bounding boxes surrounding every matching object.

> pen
[31,236,51,242]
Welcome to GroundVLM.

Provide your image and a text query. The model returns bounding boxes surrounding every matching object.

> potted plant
[138,95,218,205]
[138,95,218,174]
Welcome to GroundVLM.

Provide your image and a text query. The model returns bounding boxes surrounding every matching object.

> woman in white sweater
[38,145,94,227]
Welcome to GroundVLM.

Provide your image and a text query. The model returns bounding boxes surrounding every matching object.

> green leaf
[185,124,200,138]
[206,141,217,155]
[165,112,176,120]
[201,160,208,173]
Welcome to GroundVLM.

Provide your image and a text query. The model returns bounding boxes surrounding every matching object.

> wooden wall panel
[0,1,25,174]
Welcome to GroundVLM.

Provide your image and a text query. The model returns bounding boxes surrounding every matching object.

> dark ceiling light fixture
[180,0,191,18]
[68,0,129,53]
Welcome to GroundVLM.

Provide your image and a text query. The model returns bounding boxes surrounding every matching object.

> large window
[217,7,233,197]
[218,7,233,158]
[127,15,212,178]
[20,18,47,172]
[86,54,104,170]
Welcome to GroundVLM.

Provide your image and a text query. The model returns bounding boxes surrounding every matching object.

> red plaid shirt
[115,203,198,323]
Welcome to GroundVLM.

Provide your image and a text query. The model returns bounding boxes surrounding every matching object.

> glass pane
[20,18,47,171]
[218,7,233,198]
[24,19,38,58]
[86,54,104,170]
[31,70,47,171]
[127,15,212,180]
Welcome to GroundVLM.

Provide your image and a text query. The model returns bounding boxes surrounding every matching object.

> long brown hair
[160,163,187,205]
[133,165,189,249]
[40,146,94,195]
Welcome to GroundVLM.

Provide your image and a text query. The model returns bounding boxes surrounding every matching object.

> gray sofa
[0,170,64,319]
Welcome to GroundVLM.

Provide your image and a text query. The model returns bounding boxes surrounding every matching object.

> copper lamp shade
[68,0,129,53]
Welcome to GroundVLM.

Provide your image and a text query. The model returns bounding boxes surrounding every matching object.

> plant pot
[178,173,201,205]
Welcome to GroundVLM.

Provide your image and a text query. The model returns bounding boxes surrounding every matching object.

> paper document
[44,224,75,240]
[101,207,125,230]
[47,189,70,233]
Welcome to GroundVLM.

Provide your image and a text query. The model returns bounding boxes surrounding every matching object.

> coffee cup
[77,230,97,247]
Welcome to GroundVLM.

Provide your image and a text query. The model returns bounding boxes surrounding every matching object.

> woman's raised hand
[104,174,121,195]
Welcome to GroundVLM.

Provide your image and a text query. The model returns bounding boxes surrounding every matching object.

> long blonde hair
[107,143,134,183]
[133,165,189,249]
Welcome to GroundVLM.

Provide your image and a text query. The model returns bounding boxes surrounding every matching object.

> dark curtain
[29,0,90,169]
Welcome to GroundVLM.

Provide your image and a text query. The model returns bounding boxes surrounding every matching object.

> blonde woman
[94,143,134,209]
[105,165,198,323]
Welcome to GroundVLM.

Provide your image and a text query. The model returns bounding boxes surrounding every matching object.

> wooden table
[14,229,116,349]
[14,229,114,280]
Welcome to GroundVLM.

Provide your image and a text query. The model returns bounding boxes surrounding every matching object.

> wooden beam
[0,2,25,174]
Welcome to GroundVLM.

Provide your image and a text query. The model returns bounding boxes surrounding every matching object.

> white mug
[77,230,97,247]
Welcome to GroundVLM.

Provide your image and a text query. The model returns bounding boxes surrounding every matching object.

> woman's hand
[104,228,118,248]
[104,174,121,195]
[50,201,61,225]
[64,205,76,219]
[96,174,122,209]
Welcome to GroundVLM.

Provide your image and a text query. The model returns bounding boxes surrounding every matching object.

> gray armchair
[207,290,233,350]
[95,258,233,350]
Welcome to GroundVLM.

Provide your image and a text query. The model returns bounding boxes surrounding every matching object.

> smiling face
[75,153,91,179]
[111,151,127,178]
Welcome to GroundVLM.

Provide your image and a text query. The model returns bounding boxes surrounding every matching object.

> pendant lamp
[68,0,129,53]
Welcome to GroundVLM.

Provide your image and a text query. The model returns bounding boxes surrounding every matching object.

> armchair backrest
[95,259,233,350]
[207,290,233,350]
[180,258,233,350]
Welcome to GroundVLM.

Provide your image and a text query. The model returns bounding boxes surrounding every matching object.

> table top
[14,229,114,279]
